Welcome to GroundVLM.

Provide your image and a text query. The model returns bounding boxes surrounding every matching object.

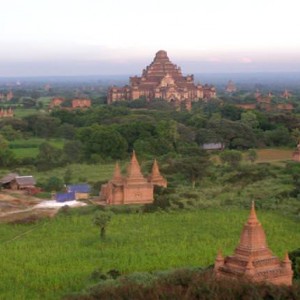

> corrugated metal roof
[15,176,36,187]
[202,143,224,150]
[0,173,19,184]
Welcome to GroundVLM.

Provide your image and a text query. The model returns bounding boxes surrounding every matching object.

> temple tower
[214,202,293,285]
[148,159,167,188]
[100,152,167,205]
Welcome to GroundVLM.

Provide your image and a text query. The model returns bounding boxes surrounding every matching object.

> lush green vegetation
[67,268,300,300]
[1,208,299,299]
[1,84,300,299]
[9,138,64,158]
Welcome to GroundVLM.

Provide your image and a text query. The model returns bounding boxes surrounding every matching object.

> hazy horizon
[1,0,300,76]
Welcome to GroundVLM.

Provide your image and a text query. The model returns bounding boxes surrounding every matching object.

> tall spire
[126,151,147,183]
[112,162,122,183]
[247,201,259,225]
[151,159,161,177]
[148,159,167,188]
[236,201,269,253]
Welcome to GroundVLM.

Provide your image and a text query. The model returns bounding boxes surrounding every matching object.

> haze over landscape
[1,0,300,76]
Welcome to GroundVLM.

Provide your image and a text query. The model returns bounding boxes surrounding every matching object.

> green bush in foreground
[66,269,300,300]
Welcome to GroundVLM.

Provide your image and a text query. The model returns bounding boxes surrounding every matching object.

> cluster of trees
[1,100,300,172]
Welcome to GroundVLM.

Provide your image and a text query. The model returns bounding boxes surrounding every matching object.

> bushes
[67,269,300,300]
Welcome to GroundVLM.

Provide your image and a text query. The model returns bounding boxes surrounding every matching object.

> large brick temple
[107,50,216,109]
[214,202,293,285]
[99,152,167,205]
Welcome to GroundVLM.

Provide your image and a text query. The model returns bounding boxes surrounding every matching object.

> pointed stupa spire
[282,252,292,271]
[214,249,224,271]
[283,252,291,263]
[126,151,146,183]
[148,159,167,188]
[247,201,259,225]
[112,162,122,182]
[151,159,161,177]
[216,249,224,261]
[236,201,269,252]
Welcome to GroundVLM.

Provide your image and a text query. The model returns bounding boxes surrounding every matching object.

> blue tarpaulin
[56,191,75,202]
[67,184,91,194]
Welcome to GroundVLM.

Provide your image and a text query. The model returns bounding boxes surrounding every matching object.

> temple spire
[247,201,259,225]
[148,159,167,188]
[126,151,146,182]
[112,162,122,182]
[282,252,292,271]
[151,159,161,177]
[214,249,224,271]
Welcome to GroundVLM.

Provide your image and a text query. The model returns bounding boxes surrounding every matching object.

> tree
[219,150,242,168]
[94,211,113,239]
[78,125,128,160]
[0,125,22,141]
[167,147,211,188]
[44,176,64,192]
[36,142,64,170]
[0,134,16,167]
[241,111,259,128]
[289,248,300,279]
[63,140,83,163]
[246,149,257,163]
[25,115,61,138]
[63,168,73,185]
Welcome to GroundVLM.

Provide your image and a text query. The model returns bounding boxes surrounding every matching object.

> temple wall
[123,185,153,204]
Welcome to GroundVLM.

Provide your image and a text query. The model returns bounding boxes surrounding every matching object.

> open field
[256,148,294,163]
[9,138,65,159]
[31,163,115,183]
[13,108,43,118]
[0,208,299,299]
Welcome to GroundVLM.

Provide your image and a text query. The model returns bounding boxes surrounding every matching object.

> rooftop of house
[202,143,224,150]
[0,173,19,184]
[15,176,36,186]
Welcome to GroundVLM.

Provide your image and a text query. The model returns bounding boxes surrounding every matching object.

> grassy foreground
[0,208,299,299]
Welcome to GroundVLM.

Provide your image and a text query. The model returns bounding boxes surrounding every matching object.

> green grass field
[31,162,115,183]
[9,138,65,159]
[13,108,43,118]
[0,208,299,299]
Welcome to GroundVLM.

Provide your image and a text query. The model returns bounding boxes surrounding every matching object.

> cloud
[239,57,253,64]
[207,57,221,62]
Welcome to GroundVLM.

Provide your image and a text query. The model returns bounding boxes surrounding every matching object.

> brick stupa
[107,50,216,109]
[214,202,293,285]
[148,159,167,188]
[100,152,167,205]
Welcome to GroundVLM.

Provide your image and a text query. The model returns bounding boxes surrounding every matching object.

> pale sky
[1,0,300,76]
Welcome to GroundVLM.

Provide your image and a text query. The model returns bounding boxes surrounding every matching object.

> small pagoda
[100,152,167,205]
[214,202,293,285]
